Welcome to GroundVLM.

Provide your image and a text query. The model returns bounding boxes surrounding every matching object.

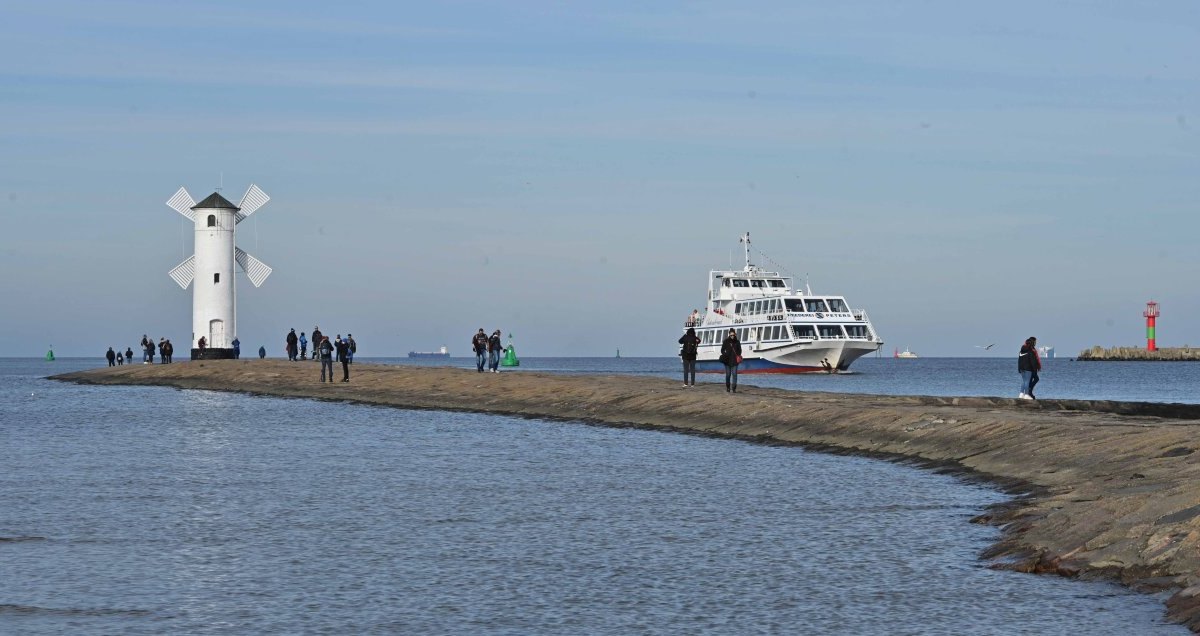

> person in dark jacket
[487,329,502,373]
[678,327,700,387]
[310,327,323,362]
[318,337,334,381]
[472,328,488,373]
[125,347,134,364]
[335,335,350,382]
[1018,336,1041,399]
[286,328,299,361]
[106,347,116,366]
[719,328,742,393]
[259,345,267,359]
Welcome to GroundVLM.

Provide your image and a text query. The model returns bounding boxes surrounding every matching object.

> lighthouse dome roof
[191,192,240,211]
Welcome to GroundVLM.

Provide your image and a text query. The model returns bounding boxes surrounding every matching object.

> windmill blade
[235,184,269,224]
[235,247,272,287]
[168,254,195,289]
[166,187,196,221]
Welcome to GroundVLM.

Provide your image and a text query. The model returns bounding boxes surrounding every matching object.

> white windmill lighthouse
[165,183,273,359]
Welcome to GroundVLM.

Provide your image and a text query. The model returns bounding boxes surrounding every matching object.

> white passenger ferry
[686,233,883,374]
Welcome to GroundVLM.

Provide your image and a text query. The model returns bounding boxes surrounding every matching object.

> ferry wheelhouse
[687,233,883,373]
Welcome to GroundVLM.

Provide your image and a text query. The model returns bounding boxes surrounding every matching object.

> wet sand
[54,360,1200,630]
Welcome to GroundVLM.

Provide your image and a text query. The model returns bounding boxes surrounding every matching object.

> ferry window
[769,280,786,288]
[785,299,805,312]
[793,325,816,339]
[773,299,782,312]
[844,325,870,339]
[771,326,781,339]
[738,328,747,341]
[751,280,765,288]
[827,298,848,313]
[754,301,763,314]
[818,325,844,339]
[732,279,749,288]
[805,299,829,313]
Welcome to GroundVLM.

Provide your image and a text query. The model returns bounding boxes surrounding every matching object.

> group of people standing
[678,327,743,392]
[471,328,504,373]
[105,336,176,366]
[298,326,356,383]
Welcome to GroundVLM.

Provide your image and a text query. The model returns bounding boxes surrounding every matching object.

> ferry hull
[695,341,878,374]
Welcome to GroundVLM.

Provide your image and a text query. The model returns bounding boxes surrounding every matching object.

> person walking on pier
[230,337,238,360]
[678,327,700,387]
[347,334,356,363]
[116,351,124,365]
[258,345,266,359]
[286,328,298,361]
[318,336,334,382]
[298,332,307,360]
[472,328,488,373]
[1018,336,1042,400]
[106,347,116,367]
[488,329,502,372]
[720,328,742,393]
[125,347,134,364]
[163,339,174,363]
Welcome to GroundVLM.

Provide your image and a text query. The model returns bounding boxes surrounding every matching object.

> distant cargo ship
[408,346,449,359]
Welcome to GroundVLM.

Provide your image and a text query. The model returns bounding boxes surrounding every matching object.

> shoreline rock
[52,361,1200,631]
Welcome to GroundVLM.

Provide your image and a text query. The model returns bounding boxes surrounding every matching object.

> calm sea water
[391,356,1200,404]
[0,358,1187,634]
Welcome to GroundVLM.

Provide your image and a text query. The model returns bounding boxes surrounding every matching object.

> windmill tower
[166,183,273,360]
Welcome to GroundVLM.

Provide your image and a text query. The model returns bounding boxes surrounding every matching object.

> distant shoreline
[52,360,1200,631]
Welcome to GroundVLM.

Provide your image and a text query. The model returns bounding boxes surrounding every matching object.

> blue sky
[2,1,1197,357]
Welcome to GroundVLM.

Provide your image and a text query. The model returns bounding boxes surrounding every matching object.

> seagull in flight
[975,344,996,350]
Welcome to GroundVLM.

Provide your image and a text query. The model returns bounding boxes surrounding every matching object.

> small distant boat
[408,346,449,359]
[895,347,918,359]
[1038,346,1055,360]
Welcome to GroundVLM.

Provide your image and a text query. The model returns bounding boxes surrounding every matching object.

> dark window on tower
[214,273,220,284]
[207,214,216,227]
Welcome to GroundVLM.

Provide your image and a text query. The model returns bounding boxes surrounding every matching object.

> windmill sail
[235,184,269,223]
[235,247,272,287]
[166,187,196,221]
[168,254,195,289]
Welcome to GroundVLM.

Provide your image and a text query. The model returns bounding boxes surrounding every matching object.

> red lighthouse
[1144,301,1160,352]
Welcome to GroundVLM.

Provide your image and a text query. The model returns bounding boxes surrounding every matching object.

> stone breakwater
[54,361,1200,630]
[1079,346,1200,361]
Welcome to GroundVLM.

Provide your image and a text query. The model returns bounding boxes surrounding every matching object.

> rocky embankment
[54,361,1200,630]
[1079,346,1200,361]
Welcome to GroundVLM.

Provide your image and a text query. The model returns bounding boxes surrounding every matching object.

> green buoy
[501,333,520,367]
[45,346,55,361]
